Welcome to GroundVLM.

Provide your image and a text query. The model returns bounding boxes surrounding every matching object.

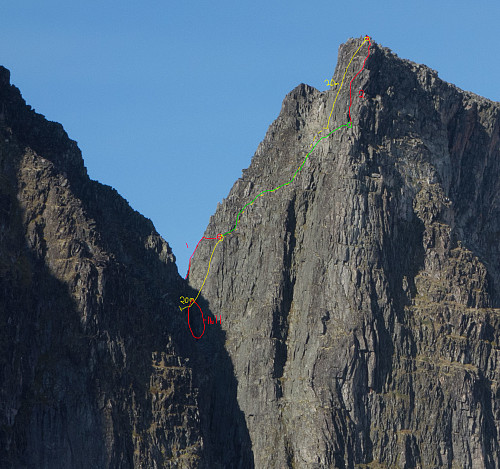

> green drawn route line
[179,121,352,312]
[222,121,352,236]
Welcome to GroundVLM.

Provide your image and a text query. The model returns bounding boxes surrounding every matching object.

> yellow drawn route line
[179,235,223,311]
[327,38,367,129]
[181,36,371,313]
[313,37,369,145]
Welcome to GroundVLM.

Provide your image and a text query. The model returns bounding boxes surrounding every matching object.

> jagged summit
[0,64,87,181]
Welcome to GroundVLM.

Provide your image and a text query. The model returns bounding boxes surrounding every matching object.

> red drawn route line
[348,37,371,122]
[184,236,218,279]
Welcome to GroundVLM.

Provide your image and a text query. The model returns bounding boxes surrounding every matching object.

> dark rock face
[0,66,252,467]
[188,38,500,467]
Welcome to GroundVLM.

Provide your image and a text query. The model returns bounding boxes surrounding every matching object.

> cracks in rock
[271,196,297,399]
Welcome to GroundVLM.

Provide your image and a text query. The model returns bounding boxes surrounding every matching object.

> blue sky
[1,1,499,275]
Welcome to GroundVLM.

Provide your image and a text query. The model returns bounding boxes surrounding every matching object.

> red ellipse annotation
[187,300,205,339]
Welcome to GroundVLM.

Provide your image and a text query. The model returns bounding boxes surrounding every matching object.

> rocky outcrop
[0,66,252,468]
[188,38,500,468]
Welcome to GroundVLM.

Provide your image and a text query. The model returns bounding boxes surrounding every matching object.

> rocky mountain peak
[0,65,87,181]
[187,36,500,467]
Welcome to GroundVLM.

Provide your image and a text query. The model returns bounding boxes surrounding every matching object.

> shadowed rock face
[188,37,500,468]
[0,66,252,468]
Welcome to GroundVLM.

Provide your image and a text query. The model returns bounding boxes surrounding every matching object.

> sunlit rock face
[188,38,500,468]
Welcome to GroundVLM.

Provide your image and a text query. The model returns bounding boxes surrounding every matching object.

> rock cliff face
[1,36,500,469]
[0,66,252,468]
[188,38,500,468]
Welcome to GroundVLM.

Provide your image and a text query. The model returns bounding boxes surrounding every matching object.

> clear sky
[1,1,499,276]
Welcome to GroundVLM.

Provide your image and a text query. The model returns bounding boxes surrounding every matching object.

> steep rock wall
[188,38,500,468]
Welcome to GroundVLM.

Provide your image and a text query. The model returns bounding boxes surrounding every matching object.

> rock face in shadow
[188,38,500,468]
[0,66,253,468]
